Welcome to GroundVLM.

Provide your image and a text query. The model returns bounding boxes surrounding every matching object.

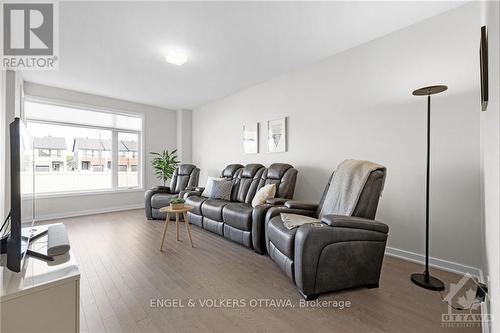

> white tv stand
[0,223,80,333]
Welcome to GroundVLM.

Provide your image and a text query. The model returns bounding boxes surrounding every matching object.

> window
[39,149,50,157]
[118,132,139,188]
[25,99,143,194]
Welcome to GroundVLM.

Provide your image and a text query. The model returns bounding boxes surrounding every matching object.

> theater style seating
[185,163,297,252]
[265,167,388,299]
[144,164,200,220]
[183,163,243,228]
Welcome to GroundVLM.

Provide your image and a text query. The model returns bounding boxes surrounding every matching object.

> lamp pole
[410,85,447,291]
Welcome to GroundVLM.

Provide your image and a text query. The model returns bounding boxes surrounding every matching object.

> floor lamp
[410,84,447,291]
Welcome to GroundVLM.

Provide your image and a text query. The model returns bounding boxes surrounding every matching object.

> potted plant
[170,198,185,210]
[150,150,179,189]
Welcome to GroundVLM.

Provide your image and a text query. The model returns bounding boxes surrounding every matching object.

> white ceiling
[23,1,466,110]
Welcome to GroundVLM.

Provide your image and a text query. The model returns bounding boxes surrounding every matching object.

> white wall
[192,4,482,270]
[480,1,499,332]
[177,109,193,163]
[23,82,177,219]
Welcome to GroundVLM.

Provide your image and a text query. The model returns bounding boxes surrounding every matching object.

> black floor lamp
[410,85,447,291]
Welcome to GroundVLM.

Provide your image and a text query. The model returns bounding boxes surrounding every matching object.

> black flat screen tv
[7,117,35,272]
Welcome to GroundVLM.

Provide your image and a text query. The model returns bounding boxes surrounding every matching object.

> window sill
[34,187,145,199]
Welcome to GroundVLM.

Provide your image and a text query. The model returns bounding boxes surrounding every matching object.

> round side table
[159,205,194,250]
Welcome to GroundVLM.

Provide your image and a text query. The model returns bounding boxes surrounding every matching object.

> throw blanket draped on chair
[280,159,386,230]
[318,159,386,218]
[281,213,319,229]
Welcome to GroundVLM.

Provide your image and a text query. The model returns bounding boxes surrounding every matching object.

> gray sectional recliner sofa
[265,168,388,299]
[184,163,298,253]
[145,160,389,300]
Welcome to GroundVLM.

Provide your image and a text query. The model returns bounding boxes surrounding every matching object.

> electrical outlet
[476,282,488,302]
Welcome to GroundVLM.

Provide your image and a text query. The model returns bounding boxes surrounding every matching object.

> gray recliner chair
[145,164,200,220]
[265,167,388,300]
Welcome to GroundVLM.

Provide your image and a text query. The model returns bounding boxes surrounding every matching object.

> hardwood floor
[49,209,481,333]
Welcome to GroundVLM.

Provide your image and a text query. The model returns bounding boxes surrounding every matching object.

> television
[6,117,36,272]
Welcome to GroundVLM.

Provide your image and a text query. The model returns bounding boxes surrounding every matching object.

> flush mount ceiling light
[165,50,188,66]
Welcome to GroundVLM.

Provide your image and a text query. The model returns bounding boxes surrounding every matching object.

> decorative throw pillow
[251,184,277,207]
[209,179,233,201]
[201,176,223,197]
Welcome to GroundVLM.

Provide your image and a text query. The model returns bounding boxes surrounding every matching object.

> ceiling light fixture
[165,51,188,66]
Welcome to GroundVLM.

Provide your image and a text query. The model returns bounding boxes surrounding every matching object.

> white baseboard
[386,248,491,330]
[35,204,144,222]
[385,246,481,278]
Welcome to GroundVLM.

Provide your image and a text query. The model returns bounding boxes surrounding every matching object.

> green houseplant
[150,150,180,188]
[170,197,185,209]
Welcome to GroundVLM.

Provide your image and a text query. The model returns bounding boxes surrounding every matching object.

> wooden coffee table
[159,205,194,251]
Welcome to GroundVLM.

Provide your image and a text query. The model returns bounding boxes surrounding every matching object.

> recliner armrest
[182,190,203,199]
[149,186,172,194]
[266,198,288,205]
[265,206,317,222]
[180,187,199,199]
[263,206,317,255]
[145,186,173,220]
[184,186,205,192]
[320,215,389,234]
[284,201,318,211]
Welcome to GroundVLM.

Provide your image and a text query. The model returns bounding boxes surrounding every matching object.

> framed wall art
[243,123,259,154]
[267,117,287,153]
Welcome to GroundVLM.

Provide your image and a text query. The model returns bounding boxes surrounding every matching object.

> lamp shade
[412,85,448,96]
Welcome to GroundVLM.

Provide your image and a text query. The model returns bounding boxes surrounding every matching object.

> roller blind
[24,100,142,131]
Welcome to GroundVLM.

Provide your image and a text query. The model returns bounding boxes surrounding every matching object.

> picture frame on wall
[267,117,287,153]
[243,123,259,154]
[480,25,489,111]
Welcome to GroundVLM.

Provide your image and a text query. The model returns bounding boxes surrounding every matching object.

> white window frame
[23,95,146,198]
